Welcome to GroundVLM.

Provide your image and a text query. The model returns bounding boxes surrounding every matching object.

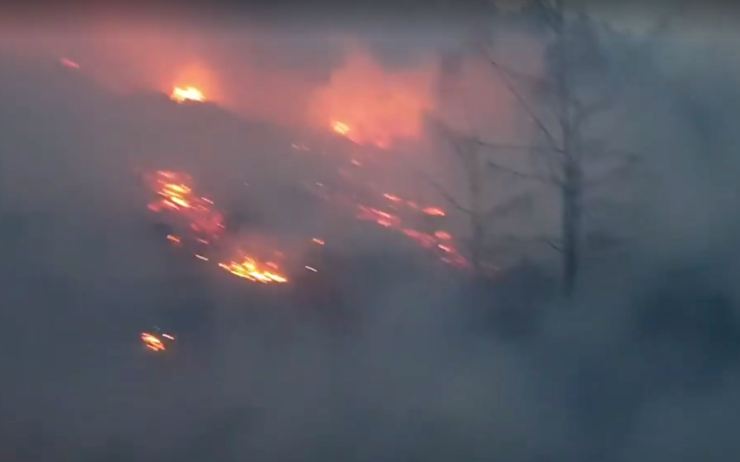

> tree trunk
[561,160,581,296]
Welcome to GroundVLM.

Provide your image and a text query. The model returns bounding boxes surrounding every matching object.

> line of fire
[120,70,477,352]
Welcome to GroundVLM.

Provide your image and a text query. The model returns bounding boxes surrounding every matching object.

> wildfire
[144,170,298,285]
[218,256,288,284]
[170,86,205,103]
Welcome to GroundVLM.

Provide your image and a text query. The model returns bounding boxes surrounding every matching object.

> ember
[59,57,80,69]
[422,207,446,217]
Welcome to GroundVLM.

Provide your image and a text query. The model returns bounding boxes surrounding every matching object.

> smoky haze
[2,3,740,461]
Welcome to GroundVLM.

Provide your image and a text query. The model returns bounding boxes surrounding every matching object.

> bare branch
[485,53,562,152]
[419,172,473,216]
[487,160,558,184]
[474,139,556,153]
[484,192,532,220]
[497,233,563,252]
[544,238,563,252]
[583,155,641,189]
[573,94,613,127]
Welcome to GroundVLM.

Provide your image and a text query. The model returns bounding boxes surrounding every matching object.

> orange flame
[146,170,225,241]
[218,256,288,284]
[140,332,167,352]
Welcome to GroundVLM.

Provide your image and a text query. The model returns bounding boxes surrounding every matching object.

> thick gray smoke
[2,5,740,461]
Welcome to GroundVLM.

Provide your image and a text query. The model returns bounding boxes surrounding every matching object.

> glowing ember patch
[332,120,351,136]
[166,234,182,245]
[356,205,401,228]
[170,86,205,103]
[140,332,166,352]
[402,228,438,248]
[383,193,402,202]
[434,230,452,240]
[304,265,318,272]
[194,254,209,261]
[218,256,288,284]
[146,170,225,241]
[422,207,446,217]
[311,238,325,246]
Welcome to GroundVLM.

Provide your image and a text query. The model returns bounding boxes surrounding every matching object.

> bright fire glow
[145,170,294,285]
[332,120,351,136]
[311,51,434,149]
[146,170,225,241]
[218,256,288,284]
[348,191,468,269]
[170,86,205,103]
[140,332,166,352]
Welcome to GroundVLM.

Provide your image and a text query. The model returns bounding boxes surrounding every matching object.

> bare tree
[425,119,534,277]
[426,1,670,289]
[479,1,642,296]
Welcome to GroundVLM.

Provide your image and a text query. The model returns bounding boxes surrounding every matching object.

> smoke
[3,5,740,462]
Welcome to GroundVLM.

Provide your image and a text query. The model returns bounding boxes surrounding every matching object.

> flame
[144,170,297,285]
[170,86,205,103]
[146,170,225,241]
[351,192,468,269]
[140,332,167,352]
[218,256,288,284]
